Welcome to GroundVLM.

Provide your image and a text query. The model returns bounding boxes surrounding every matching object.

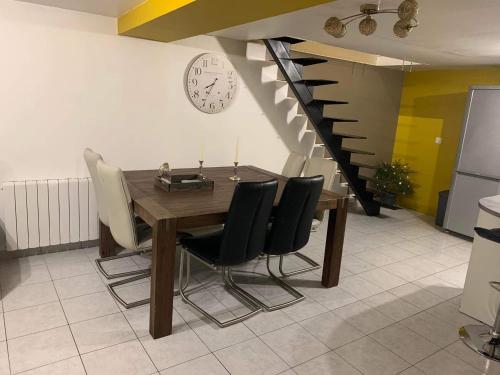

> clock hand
[204,79,217,89]
[202,78,218,107]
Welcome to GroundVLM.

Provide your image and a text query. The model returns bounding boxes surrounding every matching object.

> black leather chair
[234,176,324,311]
[460,226,500,361]
[178,179,278,328]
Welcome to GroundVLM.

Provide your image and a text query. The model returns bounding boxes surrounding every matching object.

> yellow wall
[393,68,500,216]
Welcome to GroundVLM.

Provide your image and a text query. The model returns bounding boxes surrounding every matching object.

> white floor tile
[0,314,5,341]
[0,341,9,375]
[445,340,500,374]
[332,301,395,334]
[82,340,156,375]
[160,354,229,375]
[434,264,469,288]
[61,291,120,324]
[335,337,410,375]
[8,326,78,374]
[293,352,361,375]
[124,305,185,338]
[301,286,358,310]
[399,311,458,348]
[300,312,364,349]
[357,269,407,290]
[353,250,398,267]
[4,301,66,339]
[46,254,96,280]
[242,309,294,336]
[141,329,209,370]
[215,337,289,375]
[18,357,85,375]
[415,350,483,375]
[2,281,58,312]
[53,273,105,299]
[363,291,421,321]
[426,301,479,329]
[412,276,463,300]
[0,263,51,289]
[281,299,328,323]
[260,323,329,367]
[70,313,135,354]
[338,275,384,300]
[369,323,440,364]
[381,262,431,282]
[189,313,256,351]
[389,283,444,310]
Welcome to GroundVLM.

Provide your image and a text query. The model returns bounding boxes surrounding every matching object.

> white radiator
[2,178,98,251]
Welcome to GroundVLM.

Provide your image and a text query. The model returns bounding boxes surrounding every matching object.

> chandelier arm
[376,9,399,15]
[344,14,367,25]
[339,13,364,22]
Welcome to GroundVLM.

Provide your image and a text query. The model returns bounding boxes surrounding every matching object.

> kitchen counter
[479,195,500,218]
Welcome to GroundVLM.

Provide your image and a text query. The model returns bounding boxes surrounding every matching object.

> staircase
[253,37,380,216]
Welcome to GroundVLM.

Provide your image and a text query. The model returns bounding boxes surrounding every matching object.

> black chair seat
[180,230,224,265]
[475,227,500,244]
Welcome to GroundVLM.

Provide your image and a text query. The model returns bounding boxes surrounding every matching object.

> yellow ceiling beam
[118,0,335,43]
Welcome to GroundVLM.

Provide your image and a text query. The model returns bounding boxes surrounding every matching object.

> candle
[199,139,205,161]
[235,137,240,163]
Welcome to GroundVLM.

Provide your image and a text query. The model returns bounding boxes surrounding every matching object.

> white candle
[199,139,205,161]
[235,137,240,163]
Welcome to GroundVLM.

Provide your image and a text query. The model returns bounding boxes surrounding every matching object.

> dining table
[99,165,349,339]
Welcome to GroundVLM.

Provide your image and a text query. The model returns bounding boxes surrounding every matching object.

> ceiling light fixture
[324,0,419,39]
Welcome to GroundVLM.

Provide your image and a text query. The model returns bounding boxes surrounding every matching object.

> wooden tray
[154,174,214,192]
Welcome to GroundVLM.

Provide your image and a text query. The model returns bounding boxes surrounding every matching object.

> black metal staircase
[264,37,381,216]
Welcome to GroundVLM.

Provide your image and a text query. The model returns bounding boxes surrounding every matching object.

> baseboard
[0,240,99,259]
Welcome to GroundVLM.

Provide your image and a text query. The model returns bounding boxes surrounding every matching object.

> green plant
[373,160,414,196]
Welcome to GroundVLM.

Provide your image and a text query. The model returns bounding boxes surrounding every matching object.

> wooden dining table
[99,165,348,339]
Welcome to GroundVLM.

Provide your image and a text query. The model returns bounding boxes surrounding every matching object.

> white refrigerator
[444,86,500,238]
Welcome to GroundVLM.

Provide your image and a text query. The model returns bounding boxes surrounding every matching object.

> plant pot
[379,192,397,207]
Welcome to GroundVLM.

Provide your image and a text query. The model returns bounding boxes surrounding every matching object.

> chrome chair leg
[278,252,320,278]
[107,272,151,309]
[226,255,305,312]
[460,281,500,362]
[178,249,262,328]
[95,248,151,279]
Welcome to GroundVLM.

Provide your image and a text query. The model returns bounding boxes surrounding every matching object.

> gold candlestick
[229,161,241,181]
[198,160,204,179]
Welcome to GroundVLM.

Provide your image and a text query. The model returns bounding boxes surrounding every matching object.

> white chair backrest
[96,159,139,251]
[303,157,338,191]
[84,148,108,226]
[281,152,306,178]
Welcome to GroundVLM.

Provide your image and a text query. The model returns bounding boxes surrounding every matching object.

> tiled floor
[0,206,497,375]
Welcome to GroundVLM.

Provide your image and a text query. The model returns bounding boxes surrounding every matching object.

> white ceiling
[17,0,500,66]
[211,0,500,66]
[18,0,144,17]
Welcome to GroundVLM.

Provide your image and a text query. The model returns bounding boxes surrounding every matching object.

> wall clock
[186,53,238,114]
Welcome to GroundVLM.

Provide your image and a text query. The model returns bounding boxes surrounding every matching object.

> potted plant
[373,160,414,207]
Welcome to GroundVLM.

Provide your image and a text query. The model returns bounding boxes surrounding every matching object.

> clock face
[186,53,238,114]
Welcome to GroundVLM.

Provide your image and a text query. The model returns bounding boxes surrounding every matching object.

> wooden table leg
[321,197,349,288]
[149,218,177,338]
[99,220,118,258]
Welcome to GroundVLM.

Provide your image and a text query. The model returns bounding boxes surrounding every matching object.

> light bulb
[324,17,347,38]
[398,0,418,21]
[394,19,411,38]
[359,16,377,36]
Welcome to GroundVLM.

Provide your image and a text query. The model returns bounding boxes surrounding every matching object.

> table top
[479,195,500,218]
[124,166,343,228]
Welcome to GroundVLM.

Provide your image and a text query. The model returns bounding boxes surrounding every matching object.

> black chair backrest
[266,175,324,255]
[219,180,278,266]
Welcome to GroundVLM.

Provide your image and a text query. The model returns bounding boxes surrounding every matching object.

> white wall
[0,0,292,251]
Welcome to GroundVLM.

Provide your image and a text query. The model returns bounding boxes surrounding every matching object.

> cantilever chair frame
[178,249,263,328]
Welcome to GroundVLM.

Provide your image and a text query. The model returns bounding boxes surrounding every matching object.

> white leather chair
[84,148,149,280]
[96,159,154,308]
[303,157,338,231]
[281,152,306,178]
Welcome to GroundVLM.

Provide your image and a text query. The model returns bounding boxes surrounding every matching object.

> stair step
[341,147,375,155]
[351,161,378,169]
[271,37,304,44]
[294,79,338,86]
[332,132,367,139]
[282,57,328,66]
[358,174,374,182]
[323,117,359,123]
[309,99,348,106]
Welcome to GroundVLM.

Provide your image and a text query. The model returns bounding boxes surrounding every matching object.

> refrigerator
[444,86,500,238]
